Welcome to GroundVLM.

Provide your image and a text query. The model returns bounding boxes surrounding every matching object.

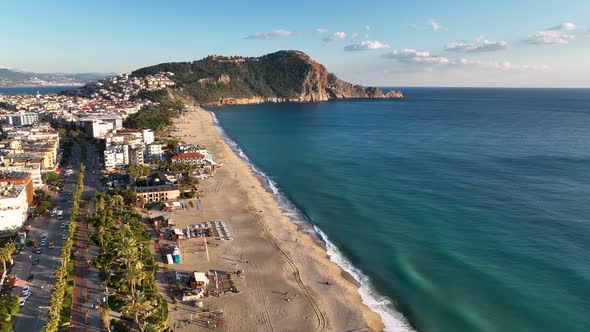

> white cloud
[382,49,450,64]
[523,30,575,44]
[314,28,328,34]
[245,29,294,40]
[523,22,578,45]
[546,22,576,31]
[362,25,371,32]
[350,33,359,39]
[445,38,509,52]
[344,40,390,51]
[428,19,443,31]
[456,58,550,71]
[323,32,347,43]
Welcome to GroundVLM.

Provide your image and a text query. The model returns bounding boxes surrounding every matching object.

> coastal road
[12,143,82,332]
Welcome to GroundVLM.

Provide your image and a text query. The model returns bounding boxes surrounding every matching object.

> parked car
[34,248,42,254]
[40,239,46,246]
[48,241,55,249]
[19,299,25,307]
[26,274,34,282]
[21,286,29,294]
[62,234,67,240]
[60,223,66,229]
[32,258,40,265]
[20,291,31,300]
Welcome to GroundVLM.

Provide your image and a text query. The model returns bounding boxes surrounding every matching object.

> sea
[211,88,590,332]
[0,86,77,95]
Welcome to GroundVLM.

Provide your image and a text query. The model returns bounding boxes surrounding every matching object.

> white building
[97,116,123,130]
[0,182,29,230]
[103,145,129,169]
[5,112,39,127]
[129,145,145,165]
[85,120,114,139]
[146,142,165,162]
[142,128,155,145]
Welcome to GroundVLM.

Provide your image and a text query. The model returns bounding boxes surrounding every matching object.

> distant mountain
[131,50,402,106]
[0,68,112,87]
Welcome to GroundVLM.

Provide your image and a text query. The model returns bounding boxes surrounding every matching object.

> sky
[1,0,589,87]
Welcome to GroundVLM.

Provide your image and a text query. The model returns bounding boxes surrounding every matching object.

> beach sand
[163,106,384,331]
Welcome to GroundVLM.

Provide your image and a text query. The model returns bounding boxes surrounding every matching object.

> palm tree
[0,243,16,273]
[101,306,112,332]
[123,290,148,326]
[132,321,159,332]
[111,194,125,211]
[97,225,106,251]
[122,267,146,293]
[95,195,106,212]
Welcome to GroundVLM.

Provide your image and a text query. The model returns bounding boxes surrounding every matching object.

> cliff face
[132,50,403,106]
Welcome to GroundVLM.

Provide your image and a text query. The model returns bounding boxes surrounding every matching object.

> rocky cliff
[132,50,402,106]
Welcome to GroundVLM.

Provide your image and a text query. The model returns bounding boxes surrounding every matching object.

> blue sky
[1,0,589,87]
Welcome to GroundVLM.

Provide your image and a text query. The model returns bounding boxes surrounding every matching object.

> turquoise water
[213,88,590,332]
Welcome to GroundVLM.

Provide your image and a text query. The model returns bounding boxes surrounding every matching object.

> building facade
[5,112,39,127]
[0,172,33,230]
[135,184,180,203]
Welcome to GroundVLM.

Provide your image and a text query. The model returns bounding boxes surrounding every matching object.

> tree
[122,267,146,294]
[127,164,151,182]
[133,321,159,332]
[100,306,112,332]
[0,243,16,273]
[0,294,19,316]
[123,290,148,326]
[41,172,60,188]
[110,188,137,206]
[97,225,106,252]
[110,194,125,211]
[35,200,51,215]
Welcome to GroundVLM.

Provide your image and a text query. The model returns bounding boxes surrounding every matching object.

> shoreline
[209,109,415,332]
[172,106,386,331]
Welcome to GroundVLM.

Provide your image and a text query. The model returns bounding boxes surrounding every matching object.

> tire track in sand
[250,260,275,332]
[209,177,224,198]
[248,207,327,332]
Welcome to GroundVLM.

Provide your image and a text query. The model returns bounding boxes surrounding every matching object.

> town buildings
[5,111,39,127]
[0,171,34,230]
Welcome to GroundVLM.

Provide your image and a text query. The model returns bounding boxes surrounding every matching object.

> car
[32,258,40,265]
[60,223,66,229]
[48,241,55,249]
[21,292,31,300]
[62,234,67,240]
[34,248,42,254]
[41,233,48,239]
[19,299,25,307]
[26,274,34,282]
[40,240,46,246]
[21,286,29,294]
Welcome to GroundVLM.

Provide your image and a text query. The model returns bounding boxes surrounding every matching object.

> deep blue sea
[0,86,77,95]
[212,88,590,332]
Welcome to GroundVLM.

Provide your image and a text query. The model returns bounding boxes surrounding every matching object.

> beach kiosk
[190,272,209,289]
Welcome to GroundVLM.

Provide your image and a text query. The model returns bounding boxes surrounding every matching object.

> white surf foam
[210,110,414,331]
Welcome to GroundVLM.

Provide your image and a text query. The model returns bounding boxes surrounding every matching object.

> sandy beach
[161,106,384,331]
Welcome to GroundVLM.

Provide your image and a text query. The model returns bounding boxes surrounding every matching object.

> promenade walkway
[70,217,102,332]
